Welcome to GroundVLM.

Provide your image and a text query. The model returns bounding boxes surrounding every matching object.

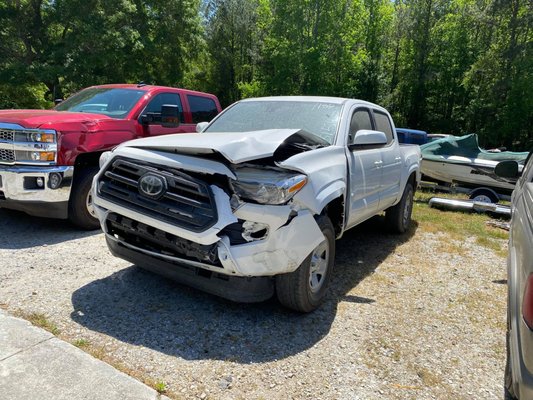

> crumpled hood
[121,129,326,164]
[0,109,112,129]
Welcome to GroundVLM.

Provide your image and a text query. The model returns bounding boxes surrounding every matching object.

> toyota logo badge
[139,174,166,198]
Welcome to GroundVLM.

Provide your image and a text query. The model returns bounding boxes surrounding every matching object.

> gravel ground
[0,207,507,400]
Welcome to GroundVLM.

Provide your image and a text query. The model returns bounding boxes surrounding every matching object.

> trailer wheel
[68,167,100,230]
[276,215,335,313]
[469,188,499,203]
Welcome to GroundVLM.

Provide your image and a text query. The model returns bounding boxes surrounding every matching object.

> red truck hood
[0,109,113,129]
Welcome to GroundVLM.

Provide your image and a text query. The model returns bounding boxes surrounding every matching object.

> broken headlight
[231,167,307,205]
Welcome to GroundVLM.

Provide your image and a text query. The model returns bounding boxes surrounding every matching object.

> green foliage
[0,84,52,109]
[0,0,204,101]
[0,0,531,148]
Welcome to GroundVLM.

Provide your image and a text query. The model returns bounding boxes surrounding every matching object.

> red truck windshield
[55,88,145,119]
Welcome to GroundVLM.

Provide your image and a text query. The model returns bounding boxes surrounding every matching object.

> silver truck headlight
[12,129,57,164]
[231,167,307,205]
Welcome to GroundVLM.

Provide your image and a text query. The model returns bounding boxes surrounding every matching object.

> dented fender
[217,210,324,276]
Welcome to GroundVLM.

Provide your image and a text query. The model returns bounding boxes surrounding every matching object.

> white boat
[420,134,528,193]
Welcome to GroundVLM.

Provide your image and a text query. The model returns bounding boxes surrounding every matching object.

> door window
[143,93,184,122]
[373,111,394,144]
[187,95,218,123]
[348,109,373,144]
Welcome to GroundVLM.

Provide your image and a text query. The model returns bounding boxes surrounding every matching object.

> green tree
[0,0,204,103]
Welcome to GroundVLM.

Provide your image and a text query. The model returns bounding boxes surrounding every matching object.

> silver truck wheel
[309,240,330,293]
[385,182,414,234]
[86,190,97,218]
[276,215,335,313]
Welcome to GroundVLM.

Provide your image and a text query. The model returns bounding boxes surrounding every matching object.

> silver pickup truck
[93,96,421,312]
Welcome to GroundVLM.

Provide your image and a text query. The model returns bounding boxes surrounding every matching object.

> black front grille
[99,158,218,232]
[106,213,221,265]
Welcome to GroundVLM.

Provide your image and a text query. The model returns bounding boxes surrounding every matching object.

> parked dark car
[395,128,427,145]
[497,152,533,399]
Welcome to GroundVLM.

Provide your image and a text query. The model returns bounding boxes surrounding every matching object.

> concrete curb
[0,310,170,400]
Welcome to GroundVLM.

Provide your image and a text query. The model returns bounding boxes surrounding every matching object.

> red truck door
[185,94,219,126]
[140,92,196,136]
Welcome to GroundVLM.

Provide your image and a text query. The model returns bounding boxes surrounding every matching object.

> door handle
[374,161,383,167]
[395,157,402,161]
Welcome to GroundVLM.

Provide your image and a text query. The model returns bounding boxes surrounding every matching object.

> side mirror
[160,104,180,128]
[141,104,180,128]
[495,160,520,179]
[196,122,209,133]
[350,130,387,148]
[54,99,63,105]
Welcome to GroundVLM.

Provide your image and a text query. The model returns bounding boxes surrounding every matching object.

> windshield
[55,88,145,119]
[204,100,342,144]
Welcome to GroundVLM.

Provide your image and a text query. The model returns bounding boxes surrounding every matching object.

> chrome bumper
[0,165,74,218]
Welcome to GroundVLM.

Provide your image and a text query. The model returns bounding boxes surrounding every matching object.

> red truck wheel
[68,167,100,230]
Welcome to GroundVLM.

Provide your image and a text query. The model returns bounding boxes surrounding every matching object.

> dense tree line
[0,0,531,148]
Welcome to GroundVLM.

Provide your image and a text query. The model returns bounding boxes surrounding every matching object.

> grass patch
[19,312,60,335]
[413,189,508,255]
[154,381,167,394]
[73,338,90,348]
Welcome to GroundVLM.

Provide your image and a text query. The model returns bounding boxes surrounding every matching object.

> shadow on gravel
[71,216,416,363]
[0,209,98,249]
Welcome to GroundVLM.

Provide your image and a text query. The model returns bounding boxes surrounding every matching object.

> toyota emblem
[139,173,166,198]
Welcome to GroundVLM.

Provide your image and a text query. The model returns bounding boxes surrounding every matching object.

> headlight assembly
[12,129,57,164]
[230,167,307,205]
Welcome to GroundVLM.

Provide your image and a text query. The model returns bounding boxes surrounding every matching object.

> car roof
[238,96,386,111]
[86,84,217,98]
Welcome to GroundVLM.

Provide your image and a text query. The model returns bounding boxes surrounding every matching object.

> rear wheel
[385,182,414,233]
[276,215,335,312]
[68,166,100,230]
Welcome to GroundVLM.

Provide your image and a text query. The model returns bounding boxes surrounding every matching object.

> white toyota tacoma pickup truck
[93,96,421,312]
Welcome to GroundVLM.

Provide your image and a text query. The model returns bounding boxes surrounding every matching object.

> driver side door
[346,107,384,228]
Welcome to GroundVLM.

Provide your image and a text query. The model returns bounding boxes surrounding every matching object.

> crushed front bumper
[0,165,74,218]
[94,185,325,278]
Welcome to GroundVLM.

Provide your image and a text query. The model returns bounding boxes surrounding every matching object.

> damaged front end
[93,135,327,301]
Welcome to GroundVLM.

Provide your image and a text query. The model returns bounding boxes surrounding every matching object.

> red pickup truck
[0,84,221,229]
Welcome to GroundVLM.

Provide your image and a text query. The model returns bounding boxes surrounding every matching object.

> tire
[385,182,414,234]
[276,215,335,313]
[505,326,519,399]
[68,166,100,230]
[469,188,499,203]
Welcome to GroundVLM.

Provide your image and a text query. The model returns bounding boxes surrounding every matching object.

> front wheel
[385,182,414,233]
[276,215,335,313]
[505,326,518,399]
[68,166,100,230]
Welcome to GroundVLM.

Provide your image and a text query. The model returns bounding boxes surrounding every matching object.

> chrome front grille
[98,158,218,232]
[0,123,57,165]
[0,128,15,162]
[0,129,14,142]
[0,148,15,163]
